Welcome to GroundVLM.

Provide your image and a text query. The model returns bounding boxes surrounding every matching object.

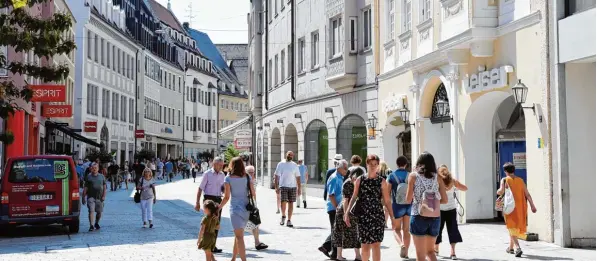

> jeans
[323,210,337,257]
[110,175,117,191]
[140,199,154,223]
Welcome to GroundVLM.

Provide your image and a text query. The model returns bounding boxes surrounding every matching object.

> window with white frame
[268,59,272,89]
[281,50,285,80]
[330,17,342,57]
[298,37,305,71]
[87,84,98,115]
[403,0,412,32]
[274,54,279,84]
[363,8,372,49]
[349,17,357,53]
[129,98,134,124]
[287,44,292,77]
[102,89,110,118]
[311,31,319,67]
[274,0,278,16]
[420,0,431,22]
[120,96,127,122]
[112,92,119,120]
[387,0,395,41]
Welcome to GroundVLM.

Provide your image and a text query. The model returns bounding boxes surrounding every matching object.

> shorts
[393,204,412,219]
[410,215,440,237]
[280,187,297,202]
[87,197,104,213]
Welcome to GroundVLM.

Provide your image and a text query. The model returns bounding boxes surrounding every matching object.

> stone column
[446,66,460,179]
[409,81,420,160]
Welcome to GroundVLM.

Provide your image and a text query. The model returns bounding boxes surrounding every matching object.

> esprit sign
[41,105,72,118]
[464,65,514,94]
[30,85,66,102]
[135,130,145,138]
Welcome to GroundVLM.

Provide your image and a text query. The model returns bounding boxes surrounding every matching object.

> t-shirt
[85,173,106,199]
[107,165,119,177]
[298,165,307,184]
[165,161,173,172]
[139,178,156,200]
[275,161,300,188]
[157,161,164,170]
[323,168,336,200]
[387,169,410,206]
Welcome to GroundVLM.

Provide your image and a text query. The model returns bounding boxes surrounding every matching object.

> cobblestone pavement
[0,176,594,261]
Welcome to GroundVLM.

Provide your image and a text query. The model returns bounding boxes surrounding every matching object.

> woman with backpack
[405,152,448,261]
[435,165,467,260]
[387,156,412,259]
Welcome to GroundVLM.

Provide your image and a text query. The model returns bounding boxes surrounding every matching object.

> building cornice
[379,11,542,82]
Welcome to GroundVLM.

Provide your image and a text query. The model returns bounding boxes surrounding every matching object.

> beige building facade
[378,0,560,243]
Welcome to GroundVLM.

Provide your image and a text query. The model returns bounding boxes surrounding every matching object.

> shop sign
[234,130,252,140]
[135,130,145,138]
[83,121,97,132]
[41,104,72,118]
[30,85,67,102]
[465,65,514,94]
[234,138,251,149]
[161,127,173,134]
[512,152,526,169]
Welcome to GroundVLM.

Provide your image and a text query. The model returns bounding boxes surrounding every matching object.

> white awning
[218,116,251,137]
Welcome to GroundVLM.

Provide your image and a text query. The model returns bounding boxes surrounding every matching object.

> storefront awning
[46,121,103,148]
[218,116,251,137]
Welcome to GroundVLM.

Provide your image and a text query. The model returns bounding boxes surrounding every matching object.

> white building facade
[70,0,137,165]
[249,0,381,187]
[549,0,595,248]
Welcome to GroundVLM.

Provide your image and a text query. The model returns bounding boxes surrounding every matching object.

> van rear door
[6,158,71,218]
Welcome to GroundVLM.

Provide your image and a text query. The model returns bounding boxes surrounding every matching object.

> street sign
[42,104,72,118]
[234,138,251,149]
[135,130,145,138]
[30,85,66,102]
[54,122,69,127]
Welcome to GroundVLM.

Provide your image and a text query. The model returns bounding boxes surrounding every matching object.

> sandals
[255,243,268,250]
[506,247,515,254]
[515,248,523,257]
[399,245,408,259]
[450,255,458,260]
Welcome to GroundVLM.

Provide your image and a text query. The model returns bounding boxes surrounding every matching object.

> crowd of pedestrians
[74,146,537,261]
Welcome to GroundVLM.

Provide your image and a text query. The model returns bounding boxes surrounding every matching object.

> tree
[135,148,156,161]
[223,143,239,163]
[0,1,76,144]
[86,150,113,164]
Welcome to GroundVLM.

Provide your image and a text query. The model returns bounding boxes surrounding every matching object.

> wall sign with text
[464,65,514,94]
[41,105,72,118]
[30,85,66,102]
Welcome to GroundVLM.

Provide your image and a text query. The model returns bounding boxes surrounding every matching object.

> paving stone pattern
[0,176,594,261]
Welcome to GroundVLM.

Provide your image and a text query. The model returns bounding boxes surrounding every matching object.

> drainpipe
[182,66,187,158]
[374,0,380,77]
[264,0,269,110]
[134,48,141,153]
[290,0,295,101]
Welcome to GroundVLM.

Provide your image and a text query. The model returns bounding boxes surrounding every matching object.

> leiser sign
[30,85,66,102]
[464,65,514,94]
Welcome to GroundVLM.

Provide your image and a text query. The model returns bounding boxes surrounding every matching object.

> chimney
[167,0,171,10]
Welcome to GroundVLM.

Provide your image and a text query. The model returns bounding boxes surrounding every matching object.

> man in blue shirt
[318,159,348,260]
[323,154,343,200]
[164,160,173,182]
[297,159,308,208]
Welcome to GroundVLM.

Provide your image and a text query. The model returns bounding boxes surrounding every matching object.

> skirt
[332,205,360,249]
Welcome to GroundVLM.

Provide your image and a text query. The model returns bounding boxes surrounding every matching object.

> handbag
[349,176,365,217]
[245,175,261,225]
[134,179,142,203]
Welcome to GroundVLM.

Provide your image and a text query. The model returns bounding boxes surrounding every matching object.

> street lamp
[368,114,378,130]
[434,99,452,128]
[399,106,415,127]
[512,79,536,115]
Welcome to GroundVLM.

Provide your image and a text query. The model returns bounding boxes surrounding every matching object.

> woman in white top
[434,165,467,260]
[137,168,157,228]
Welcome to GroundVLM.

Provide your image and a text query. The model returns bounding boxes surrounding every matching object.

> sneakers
[515,248,523,257]
[276,209,280,214]
[88,225,94,232]
[303,200,307,208]
[94,223,101,230]
[280,216,286,226]
[286,220,293,228]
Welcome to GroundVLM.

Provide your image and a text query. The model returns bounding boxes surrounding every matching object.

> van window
[8,159,71,183]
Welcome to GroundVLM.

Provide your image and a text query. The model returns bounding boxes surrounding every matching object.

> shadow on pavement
[293,226,326,230]
[522,254,574,260]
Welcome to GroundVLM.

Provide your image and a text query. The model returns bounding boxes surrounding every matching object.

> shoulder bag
[349,176,365,217]
[245,175,261,225]
[134,179,142,203]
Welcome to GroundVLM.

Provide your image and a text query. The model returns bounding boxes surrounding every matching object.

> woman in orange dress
[497,162,537,257]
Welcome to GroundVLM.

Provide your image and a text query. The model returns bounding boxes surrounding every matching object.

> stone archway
[419,83,453,171]
[304,119,328,183]
[284,123,298,160]
[337,114,367,166]
[269,128,281,188]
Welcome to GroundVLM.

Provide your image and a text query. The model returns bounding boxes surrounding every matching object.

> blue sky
[155,0,249,44]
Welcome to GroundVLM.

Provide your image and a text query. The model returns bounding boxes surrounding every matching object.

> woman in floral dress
[345,154,397,261]
[333,167,364,261]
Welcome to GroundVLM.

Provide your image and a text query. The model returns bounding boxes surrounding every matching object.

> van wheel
[68,218,80,233]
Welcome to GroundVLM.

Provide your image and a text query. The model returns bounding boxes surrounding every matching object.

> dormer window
[208,62,212,72]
